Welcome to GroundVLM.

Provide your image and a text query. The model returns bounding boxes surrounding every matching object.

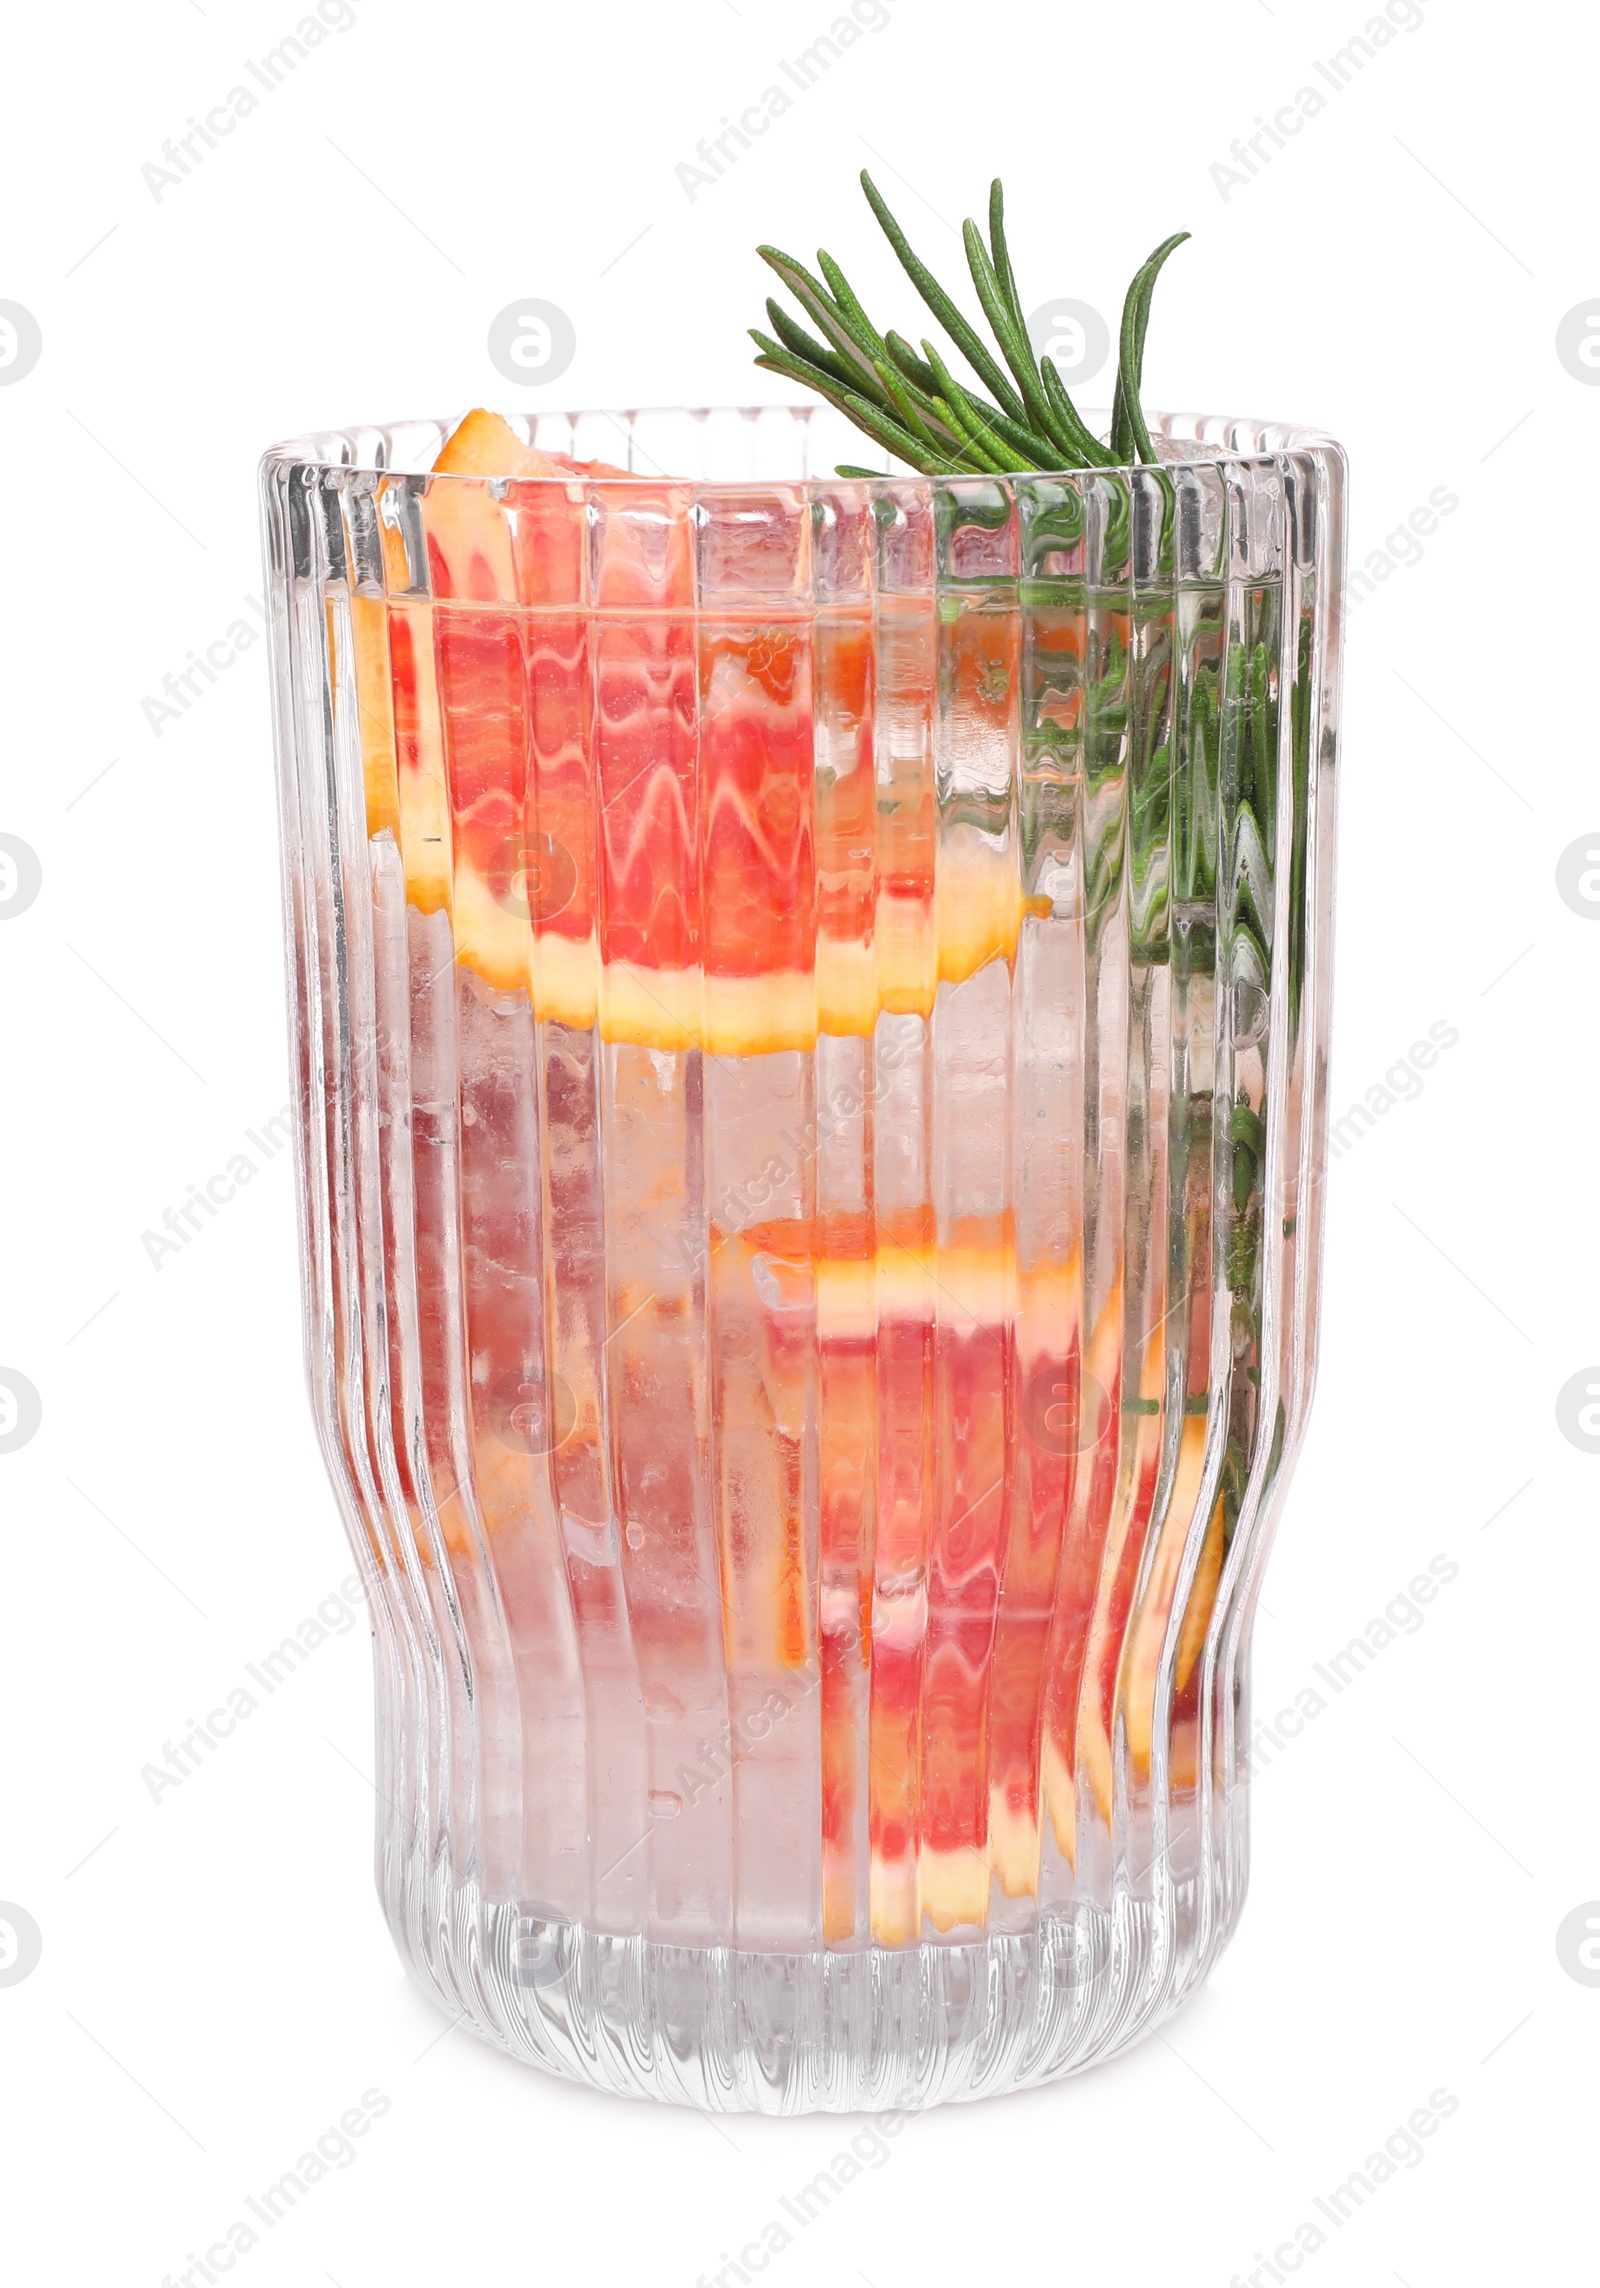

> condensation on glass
[261,406,1344,2110]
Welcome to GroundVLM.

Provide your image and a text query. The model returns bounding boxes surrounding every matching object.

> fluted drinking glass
[261,405,1345,2110]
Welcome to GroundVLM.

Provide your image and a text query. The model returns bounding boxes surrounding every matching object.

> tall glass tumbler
[261,407,1344,2110]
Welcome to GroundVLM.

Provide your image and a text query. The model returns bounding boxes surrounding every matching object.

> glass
[260,404,1345,2110]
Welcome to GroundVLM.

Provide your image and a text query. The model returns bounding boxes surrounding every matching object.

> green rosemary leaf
[887,328,1054,465]
[919,339,1018,475]
[986,178,1025,329]
[764,297,858,391]
[751,350,899,459]
[882,330,943,400]
[814,375,952,469]
[816,250,895,368]
[1039,354,1116,467]
[839,385,963,472]
[982,176,1085,470]
[835,464,887,479]
[949,426,1014,479]
[968,398,1062,471]
[885,362,974,456]
[872,357,948,457]
[1110,376,1133,464]
[749,331,889,415]
[753,352,942,472]
[757,245,883,391]
[934,373,1059,469]
[754,329,961,473]
[982,182,1087,473]
[858,171,1028,425]
[1112,231,1190,464]
[961,218,1071,456]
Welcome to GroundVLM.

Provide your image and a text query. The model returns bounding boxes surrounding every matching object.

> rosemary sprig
[750,328,965,474]
[1111,231,1191,466]
[919,337,1023,475]
[763,297,856,392]
[960,213,1061,453]
[749,173,1190,480]
[856,173,1029,429]
[1039,353,1116,469]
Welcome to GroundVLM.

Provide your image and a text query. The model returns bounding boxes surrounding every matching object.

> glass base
[389,1869,1237,2111]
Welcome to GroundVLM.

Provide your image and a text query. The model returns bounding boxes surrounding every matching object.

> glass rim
[260,405,1344,489]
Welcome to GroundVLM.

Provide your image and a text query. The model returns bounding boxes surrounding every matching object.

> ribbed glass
[261,406,1344,2110]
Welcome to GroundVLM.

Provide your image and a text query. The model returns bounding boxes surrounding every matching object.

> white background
[1,0,1593,2280]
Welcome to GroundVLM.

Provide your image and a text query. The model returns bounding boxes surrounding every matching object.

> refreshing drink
[264,399,1342,2107]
